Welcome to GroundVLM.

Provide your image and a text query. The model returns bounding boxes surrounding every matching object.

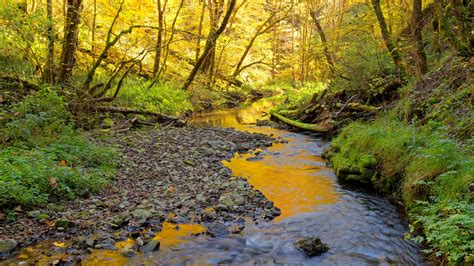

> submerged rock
[140,239,160,253]
[120,247,136,257]
[207,223,230,237]
[295,237,329,257]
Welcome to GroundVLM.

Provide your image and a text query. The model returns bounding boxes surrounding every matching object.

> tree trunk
[195,0,206,62]
[152,0,166,77]
[309,10,335,77]
[58,0,83,84]
[45,0,55,84]
[411,0,427,79]
[158,0,184,77]
[201,0,223,74]
[91,0,97,59]
[182,0,237,90]
[231,11,280,79]
[371,0,405,77]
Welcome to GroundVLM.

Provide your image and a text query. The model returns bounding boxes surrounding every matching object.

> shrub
[1,88,71,143]
[0,132,116,207]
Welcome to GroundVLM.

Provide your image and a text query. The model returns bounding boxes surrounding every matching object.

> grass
[115,79,193,115]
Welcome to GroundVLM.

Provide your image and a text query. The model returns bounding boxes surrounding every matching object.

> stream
[126,99,423,265]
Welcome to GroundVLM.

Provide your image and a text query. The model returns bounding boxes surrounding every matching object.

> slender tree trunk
[91,0,97,59]
[411,0,427,79]
[182,0,236,90]
[153,0,165,77]
[195,0,206,62]
[271,11,277,79]
[58,0,83,84]
[45,0,55,84]
[201,0,223,73]
[158,0,184,77]
[231,12,280,79]
[371,0,405,77]
[309,10,335,77]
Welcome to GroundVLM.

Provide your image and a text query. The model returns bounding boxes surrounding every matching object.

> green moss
[329,115,473,263]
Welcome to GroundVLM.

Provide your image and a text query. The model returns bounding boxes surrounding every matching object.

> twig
[334,94,357,118]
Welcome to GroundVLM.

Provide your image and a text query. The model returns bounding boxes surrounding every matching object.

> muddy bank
[0,126,281,262]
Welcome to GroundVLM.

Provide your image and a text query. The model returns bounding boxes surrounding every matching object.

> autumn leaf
[49,177,58,188]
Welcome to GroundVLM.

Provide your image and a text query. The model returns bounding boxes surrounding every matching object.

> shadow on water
[126,99,423,265]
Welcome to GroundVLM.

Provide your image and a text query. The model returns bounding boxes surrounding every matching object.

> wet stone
[294,237,329,257]
[140,240,160,253]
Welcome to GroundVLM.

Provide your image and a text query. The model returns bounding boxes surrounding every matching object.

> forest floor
[0,126,284,262]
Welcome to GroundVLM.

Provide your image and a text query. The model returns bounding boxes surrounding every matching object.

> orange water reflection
[84,222,205,265]
[223,144,338,221]
[193,99,339,220]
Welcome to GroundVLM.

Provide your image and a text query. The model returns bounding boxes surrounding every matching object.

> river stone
[203,207,217,219]
[140,240,160,253]
[270,207,282,217]
[295,237,329,257]
[121,247,136,257]
[131,209,152,220]
[218,195,235,207]
[0,239,17,258]
[207,223,230,237]
[232,194,245,206]
[55,219,75,228]
[27,210,41,219]
[38,213,50,220]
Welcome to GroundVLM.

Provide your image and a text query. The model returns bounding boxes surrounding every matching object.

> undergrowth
[0,88,117,208]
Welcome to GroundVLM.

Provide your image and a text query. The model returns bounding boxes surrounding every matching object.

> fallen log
[270,111,331,133]
[276,109,299,117]
[0,75,39,91]
[91,106,186,126]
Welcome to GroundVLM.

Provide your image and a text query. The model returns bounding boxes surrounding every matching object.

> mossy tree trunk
[371,0,405,78]
[411,0,427,79]
[44,0,55,84]
[58,0,83,84]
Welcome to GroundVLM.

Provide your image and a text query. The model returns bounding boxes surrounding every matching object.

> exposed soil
[0,126,282,262]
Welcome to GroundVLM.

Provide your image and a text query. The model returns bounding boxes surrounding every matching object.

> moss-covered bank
[324,57,473,264]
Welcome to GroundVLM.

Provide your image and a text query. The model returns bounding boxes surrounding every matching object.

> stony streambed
[0,126,283,263]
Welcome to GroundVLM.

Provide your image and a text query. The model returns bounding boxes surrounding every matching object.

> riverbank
[0,126,281,262]
[322,58,473,264]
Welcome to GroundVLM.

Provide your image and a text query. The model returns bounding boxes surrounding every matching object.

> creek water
[126,99,423,265]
